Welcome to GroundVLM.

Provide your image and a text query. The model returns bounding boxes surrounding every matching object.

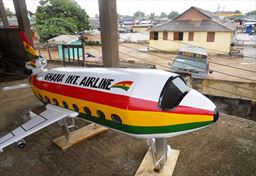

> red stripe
[20,31,31,45]
[114,81,133,85]
[32,78,213,115]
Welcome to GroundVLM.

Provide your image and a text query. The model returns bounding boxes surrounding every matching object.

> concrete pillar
[13,0,33,46]
[0,0,9,27]
[98,0,119,67]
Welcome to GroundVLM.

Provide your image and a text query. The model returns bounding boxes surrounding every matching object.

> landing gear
[57,117,76,141]
[149,138,170,172]
[17,139,26,149]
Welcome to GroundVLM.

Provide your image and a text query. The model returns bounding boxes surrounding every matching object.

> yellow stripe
[22,41,38,56]
[113,83,131,87]
[31,85,213,127]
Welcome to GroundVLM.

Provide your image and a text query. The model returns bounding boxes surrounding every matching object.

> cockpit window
[159,76,189,110]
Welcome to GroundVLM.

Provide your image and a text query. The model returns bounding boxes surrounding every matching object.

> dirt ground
[0,78,256,176]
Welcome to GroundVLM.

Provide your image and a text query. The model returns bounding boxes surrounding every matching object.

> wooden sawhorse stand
[135,138,180,176]
[53,123,107,150]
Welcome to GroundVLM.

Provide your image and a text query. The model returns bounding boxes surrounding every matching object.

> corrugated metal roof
[47,35,79,44]
[152,19,233,32]
[152,6,235,32]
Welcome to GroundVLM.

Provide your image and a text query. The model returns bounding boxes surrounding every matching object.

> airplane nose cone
[213,108,219,122]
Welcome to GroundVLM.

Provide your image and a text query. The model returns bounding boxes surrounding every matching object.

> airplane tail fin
[20,31,39,60]
[20,32,47,75]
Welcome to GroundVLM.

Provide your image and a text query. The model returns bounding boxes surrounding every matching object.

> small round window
[97,110,105,119]
[38,93,43,101]
[84,107,91,116]
[53,98,59,106]
[44,96,50,104]
[63,101,68,109]
[111,114,122,124]
[73,104,79,112]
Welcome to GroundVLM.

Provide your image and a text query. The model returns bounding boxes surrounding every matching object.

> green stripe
[79,113,213,135]
[27,52,38,60]
[111,85,129,91]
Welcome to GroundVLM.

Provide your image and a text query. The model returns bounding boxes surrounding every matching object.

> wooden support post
[0,0,9,28]
[53,124,108,150]
[135,147,180,176]
[82,42,85,67]
[13,0,33,46]
[47,46,52,60]
[98,0,119,67]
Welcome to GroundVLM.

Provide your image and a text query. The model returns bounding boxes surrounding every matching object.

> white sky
[3,0,256,17]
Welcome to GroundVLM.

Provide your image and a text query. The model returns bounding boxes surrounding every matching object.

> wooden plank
[53,124,108,150]
[13,0,33,46]
[0,0,9,28]
[135,147,180,176]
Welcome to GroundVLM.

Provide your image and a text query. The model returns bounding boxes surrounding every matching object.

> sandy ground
[0,78,256,176]
[39,43,256,82]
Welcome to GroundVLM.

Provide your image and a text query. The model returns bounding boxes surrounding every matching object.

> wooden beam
[53,124,108,150]
[135,148,180,176]
[13,0,33,46]
[0,0,9,28]
[98,0,119,67]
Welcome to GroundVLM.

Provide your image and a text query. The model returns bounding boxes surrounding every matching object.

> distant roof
[132,24,153,27]
[89,17,100,29]
[152,6,235,32]
[0,17,36,27]
[47,35,79,44]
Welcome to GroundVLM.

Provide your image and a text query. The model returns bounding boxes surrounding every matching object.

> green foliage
[134,11,145,19]
[35,0,90,41]
[245,10,256,16]
[5,8,15,17]
[36,17,77,40]
[149,13,155,20]
[159,12,167,19]
[168,11,179,19]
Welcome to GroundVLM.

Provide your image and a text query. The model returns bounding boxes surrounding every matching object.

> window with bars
[163,31,168,40]
[188,32,194,41]
[173,32,183,41]
[150,31,159,40]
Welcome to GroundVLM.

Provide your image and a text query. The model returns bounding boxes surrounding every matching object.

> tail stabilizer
[20,32,47,75]
[20,31,39,60]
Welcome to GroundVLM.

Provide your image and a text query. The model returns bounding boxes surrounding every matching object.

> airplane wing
[0,104,78,151]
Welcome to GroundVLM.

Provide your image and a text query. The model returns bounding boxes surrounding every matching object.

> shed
[48,35,83,60]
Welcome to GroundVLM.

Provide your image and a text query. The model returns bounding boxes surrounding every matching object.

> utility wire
[120,41,256,73]
[84,35,256,91]
[123,30,256,60]
[84,33,256,82]
[93,20,256,61]
[87,45,255,100]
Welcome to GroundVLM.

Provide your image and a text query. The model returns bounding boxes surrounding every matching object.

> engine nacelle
[17,139,26,149]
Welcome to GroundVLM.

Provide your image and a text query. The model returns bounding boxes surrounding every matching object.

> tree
[168,11,179,19]
[149,13,155,20]
[35,0,90,41]
[159,12,167,19]
[245,10,256,16]
[5,8,15,17]
[133,11,145,19]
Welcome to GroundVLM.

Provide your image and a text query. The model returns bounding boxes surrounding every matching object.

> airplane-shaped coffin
[1,67,219,151]
[0,32,219,151]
